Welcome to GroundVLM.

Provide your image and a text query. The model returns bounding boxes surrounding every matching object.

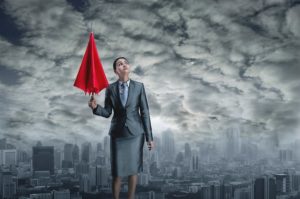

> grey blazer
[92,79,153,142]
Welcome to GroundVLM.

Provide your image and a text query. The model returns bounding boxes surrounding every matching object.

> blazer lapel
[113,80,122,108]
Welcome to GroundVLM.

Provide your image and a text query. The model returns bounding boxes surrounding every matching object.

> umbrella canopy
[74,32,109,95]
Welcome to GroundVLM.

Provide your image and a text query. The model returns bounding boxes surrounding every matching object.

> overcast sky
[0,0,299,151]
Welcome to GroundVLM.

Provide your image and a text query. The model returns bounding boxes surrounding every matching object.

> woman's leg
[112,176,122,199]
[128,174,137,199]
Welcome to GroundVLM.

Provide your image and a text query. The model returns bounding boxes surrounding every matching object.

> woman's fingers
[147,141,154,150]
[88,99,97,109]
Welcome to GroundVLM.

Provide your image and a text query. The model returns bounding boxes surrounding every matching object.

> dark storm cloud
[0,2,24,45]
[0,65,29,85]
[0,0,299,149]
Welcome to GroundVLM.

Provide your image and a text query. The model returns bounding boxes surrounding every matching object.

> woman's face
[114,58,130,77]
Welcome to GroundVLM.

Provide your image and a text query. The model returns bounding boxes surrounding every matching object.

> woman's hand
[88,96,97,109]
[147,141,154,151]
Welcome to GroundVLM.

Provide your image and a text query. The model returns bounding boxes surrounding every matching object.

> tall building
[184,143,192,158]
[63,144,73,168]
[292,173,300,192]
[89,166,97,187]
[64,144,73,162]
[81,142,91,163]
[97,143,102,152]
[32,146,54,175]
[79,174,90,193]
[96,166,108,187]
[275,173,290,195]
[0,138,7,149]
[279,149,293,162]
[224,126,241,158]
[54,149,62,170]
[161,129,175,162]
[18,150,30,162]
[200,185,211,199]
[0,171,17,199]
[103,136,110,155]
[153,136,161,154]
[72,144,80,164]
[138,172,149,186]
[253,177,264,199]
[75,162,89,178]
[95,151,106,166]
[190,150,199,172]
[266,176,276,199]
[252,176,276,199]
[0,149,17,166]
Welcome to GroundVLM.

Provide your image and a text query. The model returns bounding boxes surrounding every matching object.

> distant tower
[0,138,7,149]
[190,149,199,172]
[161,129,175,161]
[225,126,241,158]
[32,146,54,175]
[1,149,17,166]
[184,143,192,167]
[72,144,80,164]
[97,143,103,152]
[184,143,192,158]
[103,136,110,157]
[54,149,62,169]
[81,142,91,163]
[63,144,73,168]
[252,176,276,199]
[1,171,17,198]
[64,144,73,162]
[274,173,290,195]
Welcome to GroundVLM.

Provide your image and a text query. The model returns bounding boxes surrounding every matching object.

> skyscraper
[32,146,54,175]
[253,177,264,199]
[64,144,73,162]
[54,149,62,170]
[275,173,290,195]
[97,143,102,152]
[1,171,16,199]
[96,166,108,187]
[0,149,17,166]
[190,149,199,172]
[161,129,175,162]
[224,126,241,159]
[0,138,7,149]
[103,136,110,158]
[81,142,91,163]
[72,144,80,164]
[63,143,73,168]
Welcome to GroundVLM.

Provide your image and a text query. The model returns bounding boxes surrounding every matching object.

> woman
[88,57,154,199]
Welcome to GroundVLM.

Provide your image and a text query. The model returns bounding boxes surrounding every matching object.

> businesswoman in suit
[88,57,154,199]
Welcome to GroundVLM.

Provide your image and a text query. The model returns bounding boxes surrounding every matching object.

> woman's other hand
[88,96,97,109]
[147,141,154,151]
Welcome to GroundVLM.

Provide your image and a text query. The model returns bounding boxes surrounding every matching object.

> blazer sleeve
[139,83,153,142]
[92,87,113,118]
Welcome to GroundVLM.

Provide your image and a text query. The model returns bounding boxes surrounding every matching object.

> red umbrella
[74,32,109,96]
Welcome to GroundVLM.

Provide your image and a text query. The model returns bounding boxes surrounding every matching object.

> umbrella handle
[90,94,95,117]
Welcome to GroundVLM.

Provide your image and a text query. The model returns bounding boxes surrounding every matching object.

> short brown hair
[113,57,129,71]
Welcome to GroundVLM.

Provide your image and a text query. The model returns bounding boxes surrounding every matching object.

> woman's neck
[119,76,129,82]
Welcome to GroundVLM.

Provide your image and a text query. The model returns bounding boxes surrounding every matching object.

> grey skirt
[110,128,145,177]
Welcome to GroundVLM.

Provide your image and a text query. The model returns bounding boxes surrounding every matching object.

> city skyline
[1,130,300,199]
